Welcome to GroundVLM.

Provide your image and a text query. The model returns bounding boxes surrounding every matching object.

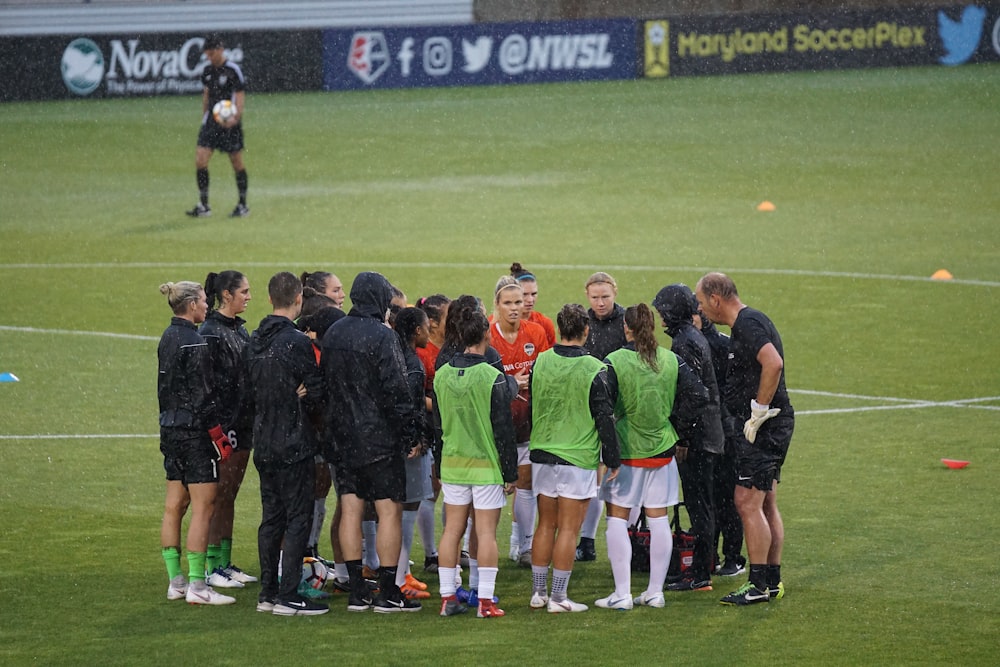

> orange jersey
[526,310,556,347]
[415,340,440,394]
[490,319,550,442]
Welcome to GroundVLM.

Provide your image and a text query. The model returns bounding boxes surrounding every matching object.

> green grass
[1,64,999,665]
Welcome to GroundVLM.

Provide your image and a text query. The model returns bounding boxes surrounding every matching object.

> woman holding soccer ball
[157,280,236,606]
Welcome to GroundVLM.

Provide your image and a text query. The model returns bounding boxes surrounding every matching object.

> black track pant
[256,457,315,602]
[677,448,719,580]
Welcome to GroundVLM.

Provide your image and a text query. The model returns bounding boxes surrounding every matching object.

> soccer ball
[301,556,328,591]
[212,99,236,124]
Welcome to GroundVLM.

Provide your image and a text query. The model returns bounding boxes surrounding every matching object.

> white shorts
[599,460,680,510]
[441,482,507,510]
[532,463,598,500]
[516,441,531,467]
[404,452,433,504]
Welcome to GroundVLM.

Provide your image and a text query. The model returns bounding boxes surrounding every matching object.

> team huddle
[156,264,794,617]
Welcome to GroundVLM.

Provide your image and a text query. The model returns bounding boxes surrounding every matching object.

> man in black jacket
[321,271,422,613]
[653,283,726,592]
[245,272,327,616]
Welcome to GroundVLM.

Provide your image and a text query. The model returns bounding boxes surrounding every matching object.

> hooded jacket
[653,284,725,455]
[321,272,419,467]
[244,314,325,466]
[199,310,251,435]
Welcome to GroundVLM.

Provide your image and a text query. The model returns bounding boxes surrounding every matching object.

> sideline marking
[0,325,157,341]
[0,262,996,288]
[4,393,997,440]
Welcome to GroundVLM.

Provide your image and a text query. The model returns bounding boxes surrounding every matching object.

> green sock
[206,543,222,574]
[187,551,207,582]
[220,537,233,568]
[162,546,182,579]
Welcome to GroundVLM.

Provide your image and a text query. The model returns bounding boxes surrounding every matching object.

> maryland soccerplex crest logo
[62,38,104,95]
[644,21,669,77]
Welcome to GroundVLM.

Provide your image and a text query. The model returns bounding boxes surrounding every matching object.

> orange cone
[756,201,776,211]
[931,269,953,280]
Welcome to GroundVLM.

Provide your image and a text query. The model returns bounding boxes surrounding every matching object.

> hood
[250,314,295,353]
[652,283,698,333]
[348,271,392,321]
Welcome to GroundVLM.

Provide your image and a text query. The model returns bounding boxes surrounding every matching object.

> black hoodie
[321,272,419,467]
[244,314,325,466]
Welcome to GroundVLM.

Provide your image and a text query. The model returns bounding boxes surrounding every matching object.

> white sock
[439,566,458,598]
[551,568,572,602]
[362,520,379,570]
[514,488,536,552]
[580,496,603,540]
[417,499,438,557]
[396,510,417,587]
[308,498,326,549]
[510,521,521,549]
[606,517,632,598]
[462,517,471,552]
[628,506,642,526]
[647,515,672,594]
[468,558,479,589]
[478,566,498,601]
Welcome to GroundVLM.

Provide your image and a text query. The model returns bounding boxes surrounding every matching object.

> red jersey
[490,318,550,442]
[415,340,440,394]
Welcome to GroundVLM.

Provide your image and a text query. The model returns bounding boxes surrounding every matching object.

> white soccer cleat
[633,591,666,608]
[186,581,236,605]
[206,567,244,589]
[224,564,258,584]
[529,591,549,609]
[595,592,634,611]
[167,575,187,601]
[547,598,588,613]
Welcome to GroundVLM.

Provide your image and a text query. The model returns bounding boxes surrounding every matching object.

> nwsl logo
[523,343,535,357]
[348,32,391,83]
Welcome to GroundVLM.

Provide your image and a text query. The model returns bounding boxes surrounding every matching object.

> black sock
[749,564,768,590]
[196,168,209,206]
[379,565,398,596]
[766,564,781,588]
[346,559,364,596]
[235,169,247,205]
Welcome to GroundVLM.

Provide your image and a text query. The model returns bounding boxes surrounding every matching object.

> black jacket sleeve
[589,367,621,469]
[670,355,710,444]
[490,372,519,483]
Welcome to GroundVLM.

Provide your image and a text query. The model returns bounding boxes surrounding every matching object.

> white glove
[743,399,781,444]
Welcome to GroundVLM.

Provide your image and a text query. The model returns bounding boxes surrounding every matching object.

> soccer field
[1,64,999,665]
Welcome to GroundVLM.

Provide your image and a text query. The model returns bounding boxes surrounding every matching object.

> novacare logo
[106,37,217,79]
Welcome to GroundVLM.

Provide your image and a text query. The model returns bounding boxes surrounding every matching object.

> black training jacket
[244,314,325,466]
[199,310,251,436]
[321,272,419,467]
[157,317,221,430]
[584,303,628,361]
[667,322,726,455]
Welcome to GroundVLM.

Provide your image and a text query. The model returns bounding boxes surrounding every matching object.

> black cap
[203,34,224,50]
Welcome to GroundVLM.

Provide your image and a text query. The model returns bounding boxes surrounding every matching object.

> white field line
[2,391,997,440]
[0,262,996,287]
[0,325,158,341]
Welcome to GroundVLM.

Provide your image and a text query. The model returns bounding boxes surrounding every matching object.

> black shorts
[336,455,406,503]
[197,121,244,154]
[735,416,794,492]
[160,427,218,484]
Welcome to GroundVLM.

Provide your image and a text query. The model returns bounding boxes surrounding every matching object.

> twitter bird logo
[938,5,987,65]
[462,37,492,73]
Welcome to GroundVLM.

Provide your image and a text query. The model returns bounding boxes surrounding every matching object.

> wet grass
[1,64,999,665]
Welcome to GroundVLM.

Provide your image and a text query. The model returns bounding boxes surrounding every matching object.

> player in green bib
[528,304,621,613]
[594,304,710,611]
[433,307,518,619]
